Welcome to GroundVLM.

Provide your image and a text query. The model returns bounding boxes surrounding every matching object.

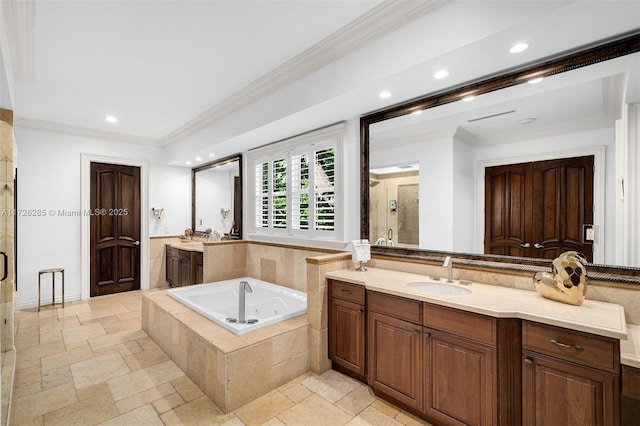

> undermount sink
[407,282,472,296]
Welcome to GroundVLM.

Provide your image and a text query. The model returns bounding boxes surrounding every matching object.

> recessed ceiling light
[411,110,423,115]
[208,153,216,158]
[509,42,530,54]
[379,90,392,99]
[462,95,476,102]
[195,157,203,162]
[528,77,544,84]
[105,115,118,123]
[185,161,192,165]
[434,70,449,79]
[519,118,536,125]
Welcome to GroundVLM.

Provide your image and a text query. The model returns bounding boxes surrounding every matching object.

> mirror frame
[192,153,243,238]
[360,32,640,280]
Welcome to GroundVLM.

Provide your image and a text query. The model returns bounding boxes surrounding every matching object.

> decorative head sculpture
[533,251,588,306]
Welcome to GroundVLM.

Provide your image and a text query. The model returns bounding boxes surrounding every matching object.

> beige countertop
[621,324,640,369]
[326,267,628,342]
[167,242,204,252]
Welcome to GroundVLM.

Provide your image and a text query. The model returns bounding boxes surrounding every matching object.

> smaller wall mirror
[192,154,242,239]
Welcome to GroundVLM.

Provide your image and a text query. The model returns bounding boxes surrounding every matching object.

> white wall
[15,127,191,309]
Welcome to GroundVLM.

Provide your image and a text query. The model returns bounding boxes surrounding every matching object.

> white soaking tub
[167,277,307,335]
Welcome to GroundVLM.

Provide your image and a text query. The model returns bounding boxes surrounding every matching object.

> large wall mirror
[192,153,242,239]
[361,32,640,279]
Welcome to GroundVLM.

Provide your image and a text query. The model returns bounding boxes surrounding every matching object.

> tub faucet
[443,256,453,283]
[238,280,253,323]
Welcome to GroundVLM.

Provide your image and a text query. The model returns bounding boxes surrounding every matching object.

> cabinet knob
[340,289,353,295]
[524,358,533,365]
[520,242,531,248]
[534,242,545,249]
[424,332,430,339]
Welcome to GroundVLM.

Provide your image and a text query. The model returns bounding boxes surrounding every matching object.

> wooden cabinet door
[171,253,181,287]
[424,330,496,426]
[165,246,174,286]
[368,311,422,411]
[195,252,203,284]
[329,297,365,378]
[179,250,193,286]
[523,352,619,426]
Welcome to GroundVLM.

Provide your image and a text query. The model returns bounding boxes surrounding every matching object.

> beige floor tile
[151,391,185,414]
[171,375,205,402]
[42,364,73,390]
[88,328,147,352]
[41,345,94,372]
[279,382,312,403]
[77,305,130,323]
[14,365,41,388]
[235,390,295,426]
[77,382,111,401]
[43,393,119,426]
[301,369,361,403]
[99,314,142,334]
[345,406,404,426]
[277,394,351,426]
[99,404,163,426]
[371,398,401,418]
[12,381,42,400]
[123,346,170,371]
[61,322,106,347]
[70,352,131,389]
[160,395,223,425]
[115,382,175,414]
[16,340,66,362]
[336,385,376,416]
[39,329,63,344]
[39,316,81,332]
[11,382,77,424]
[107,360,184,401]
[262,418,286,426]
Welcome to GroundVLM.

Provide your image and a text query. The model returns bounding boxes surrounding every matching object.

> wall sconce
[151,206,164,219]
[220,207,230,219]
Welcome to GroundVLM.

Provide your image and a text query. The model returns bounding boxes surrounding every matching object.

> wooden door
[368,311,423,411]
[424,330,496,425]
[523,352,619,426]
[90,162,141,296]
[485,156,594,261]
[329,297,365,378]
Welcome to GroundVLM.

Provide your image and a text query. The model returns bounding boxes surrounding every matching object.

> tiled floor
[11,291,430,425]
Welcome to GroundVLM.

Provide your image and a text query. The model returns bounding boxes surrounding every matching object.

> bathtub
[167,277,307,335]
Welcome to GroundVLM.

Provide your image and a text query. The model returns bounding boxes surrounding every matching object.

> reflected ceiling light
[379,90,392,99]
[462,95,476,102]
[185,161,192,165]
[105,115,118,123]
[434,70,449,79]
[519,118,536,125]
[208,153,216,158]
[509,42,530,54]
[411,110,423,115]
[528,77,544,84]
[195,157,203,162]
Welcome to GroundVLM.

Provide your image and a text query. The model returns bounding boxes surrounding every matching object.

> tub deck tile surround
[142,290,311,413]
[11,291,431,425]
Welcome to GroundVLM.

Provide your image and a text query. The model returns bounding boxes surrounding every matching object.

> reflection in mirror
[192,154,242,239]
[362,34,640,275]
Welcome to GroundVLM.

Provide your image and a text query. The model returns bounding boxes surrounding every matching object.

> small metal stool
[38,268,64,312]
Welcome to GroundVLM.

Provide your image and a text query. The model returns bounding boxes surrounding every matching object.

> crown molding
[14,117,162,146]
[2,0,35,83]
[160,0,448,146]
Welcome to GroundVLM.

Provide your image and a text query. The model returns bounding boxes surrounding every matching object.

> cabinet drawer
[423,303,496,345]
[368,291,421,324]
[522,321,620,372]
[329,280,365,305]
[622,365,640,399]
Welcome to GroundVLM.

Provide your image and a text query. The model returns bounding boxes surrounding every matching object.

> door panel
[486,156,593,261]
[484,162,532,256]
[90,162,141,296]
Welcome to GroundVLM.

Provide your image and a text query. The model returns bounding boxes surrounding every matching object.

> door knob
[132,241,140,246]
[520,242,531,248]
[534,243,544,249]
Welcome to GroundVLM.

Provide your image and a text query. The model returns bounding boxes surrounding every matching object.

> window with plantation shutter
[249,123,343,241]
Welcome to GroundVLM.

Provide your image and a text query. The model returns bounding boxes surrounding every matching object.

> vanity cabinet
[423,304,500,426]
[622,365,640,425]
[368,291,423,411]
[165,245,203,287]
[522,321,620,425]
[328,280,366,381]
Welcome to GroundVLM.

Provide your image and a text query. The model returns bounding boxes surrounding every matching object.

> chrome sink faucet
[238,280,253,323]
[443,256,453,283]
